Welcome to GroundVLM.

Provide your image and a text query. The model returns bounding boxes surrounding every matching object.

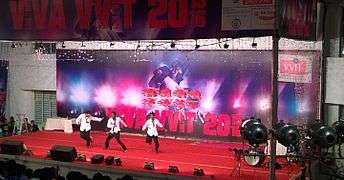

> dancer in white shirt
[76,111,103,147]
[142,112,164,153]
[104,112,128,152]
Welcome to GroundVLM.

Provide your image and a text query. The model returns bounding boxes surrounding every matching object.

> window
[34,91,56,128]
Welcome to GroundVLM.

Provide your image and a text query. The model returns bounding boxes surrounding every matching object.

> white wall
[3,43,56,121]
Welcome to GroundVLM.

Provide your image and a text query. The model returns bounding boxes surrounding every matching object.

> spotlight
[170,41,176,48]
[332,120,344,143]
[105,156,114,165]
[275,121,300,147]
[243,148,264,166]
[110,42,115,46]
[251,38,257,48]
[223,43,229,49]
[61,42,66,48]
[168,165,179,173]
[240,117,268,147]
[193,168,205,176]
[81,42,86,47]
[114,157,122,166]
[11,43,16,48]
[76,154,86,162]
[309,123,337,148]
[195,40,200,49]
[144,162,154,170]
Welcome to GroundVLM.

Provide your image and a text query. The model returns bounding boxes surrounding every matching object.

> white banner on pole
[278,54,313,83]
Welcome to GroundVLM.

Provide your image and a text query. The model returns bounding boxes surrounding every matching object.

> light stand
[230,140,246,176]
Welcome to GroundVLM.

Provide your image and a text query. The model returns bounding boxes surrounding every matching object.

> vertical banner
[277,52,320,124]
[280,0,317,40]
[0,60,8,117]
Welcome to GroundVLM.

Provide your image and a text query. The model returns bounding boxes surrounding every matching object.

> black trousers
[146,135,159,152]
[105,132,127,150]
[80,130,92,147]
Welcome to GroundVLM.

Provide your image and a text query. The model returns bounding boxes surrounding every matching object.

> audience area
[0,116,39,137]
[0,159,134,180]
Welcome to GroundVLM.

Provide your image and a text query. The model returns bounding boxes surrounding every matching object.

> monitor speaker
[50,145,77,162]
[91,154,104,164]
[0,140,25,155]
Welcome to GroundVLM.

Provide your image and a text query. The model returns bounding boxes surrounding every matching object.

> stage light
[309,123,337,148]
[114,157,122,166]
[56,91,65,102]
[332,120,344,144]
[170,41,176,48]
[233,99,241,108]
[195,40,200,49]
[201,98,215,112]
[61,42,66,48]
[81,42,86,47]
[275,121,300,147]
[251,38,257,48]
[70,84,90,104]
[257,97,270,111]
[200,80,221,112]
[105,156,114,165]
[168,165,179,173]
[240,118,268,147]
[11,43,16,48]
[94,85,117,107]
[76,154,86,161]
[121,88,143,107]
[243,149,264,166]
[144,162,154,170]
[223,43,229,49]
[193,168,205,176]
[110,42,115,46]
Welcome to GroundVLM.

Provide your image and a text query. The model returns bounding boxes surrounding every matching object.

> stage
[0,131,302,180]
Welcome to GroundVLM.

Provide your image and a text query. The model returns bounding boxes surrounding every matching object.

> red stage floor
[0,131,301,180]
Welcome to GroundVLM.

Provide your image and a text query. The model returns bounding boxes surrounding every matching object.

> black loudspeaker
[193,168,205,176]
[91,154,104,164]
[144,162,154,170]
[50,145,77,162]
[168,166,179,173]
[114,157,122,166]
[105,156,114,165]
[0,140,25,155]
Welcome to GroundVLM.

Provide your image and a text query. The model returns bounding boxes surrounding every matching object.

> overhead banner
[280,0,317,40]
[56,50,320,140]
[221,0,273,31]
[278,54,313,83]
[0,0,315,40]
[0,61,8,117]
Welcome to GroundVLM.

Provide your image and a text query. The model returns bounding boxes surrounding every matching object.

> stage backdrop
[56,50,320,140]
[0,60,8,117]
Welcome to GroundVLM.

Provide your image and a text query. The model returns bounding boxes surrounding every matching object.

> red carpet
[0,131,301,180]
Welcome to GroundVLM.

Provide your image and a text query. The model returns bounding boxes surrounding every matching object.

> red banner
[0,0,316,41]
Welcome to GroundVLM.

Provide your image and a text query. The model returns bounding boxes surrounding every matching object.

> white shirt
[107,117,127,134]
[142,118,163,136]
[76,113,102,131]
